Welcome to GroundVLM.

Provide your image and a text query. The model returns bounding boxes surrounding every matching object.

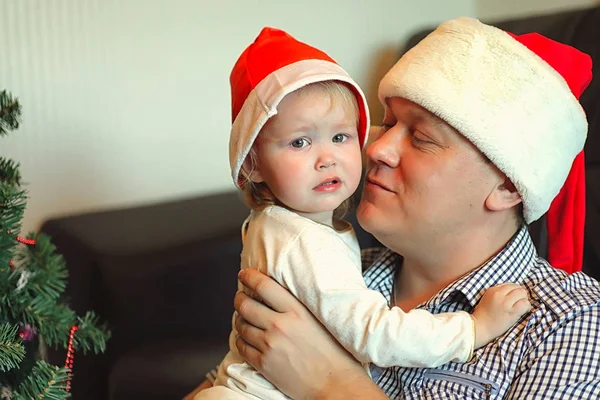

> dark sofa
[41,6,600,399]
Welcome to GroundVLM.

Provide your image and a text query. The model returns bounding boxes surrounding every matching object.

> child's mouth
[314,177,341,192]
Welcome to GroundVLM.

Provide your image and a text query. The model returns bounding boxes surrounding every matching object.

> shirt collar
[422,225,536,311]
[363,249,399,307]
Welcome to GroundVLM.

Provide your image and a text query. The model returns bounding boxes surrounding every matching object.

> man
[192,17,600,399]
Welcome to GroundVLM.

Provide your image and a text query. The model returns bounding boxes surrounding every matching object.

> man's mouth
[366,175,394,193]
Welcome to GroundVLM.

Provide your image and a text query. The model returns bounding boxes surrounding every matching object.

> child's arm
[274,228,529,368]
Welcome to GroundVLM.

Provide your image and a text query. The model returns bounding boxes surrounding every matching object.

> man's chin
[356,200,375,232]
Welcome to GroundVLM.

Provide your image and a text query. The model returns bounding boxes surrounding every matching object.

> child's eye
[290,138,309,148]
[332,134,348,143]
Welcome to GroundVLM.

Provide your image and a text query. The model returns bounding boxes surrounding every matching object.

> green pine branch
[28,302,74,350]
[0,267,30,322]
[0,180,27,242]
[0,323,25,372]
[1,89,110,393]
[0,157,22,187]
[74,312,110,354]
[0,90,21,137]
[13,361,70,400]
[4,233,110,353]
[17,234,74,348]
[21,233,68,300]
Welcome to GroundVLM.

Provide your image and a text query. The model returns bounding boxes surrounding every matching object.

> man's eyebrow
[409,107,447,132]
[385,99,453,134]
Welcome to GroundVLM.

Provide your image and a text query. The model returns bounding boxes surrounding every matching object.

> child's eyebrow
[288,125,313,132]
[333,120,359,130]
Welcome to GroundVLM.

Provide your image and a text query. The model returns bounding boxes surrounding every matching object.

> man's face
[357,97,502,253]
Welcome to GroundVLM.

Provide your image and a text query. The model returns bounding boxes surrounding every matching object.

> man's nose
[366,127,401,167]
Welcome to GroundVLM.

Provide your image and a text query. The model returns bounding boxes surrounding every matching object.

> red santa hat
[378,17,592,273]
[229,27,370,188]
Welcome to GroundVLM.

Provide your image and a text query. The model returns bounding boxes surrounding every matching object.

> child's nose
[316,151,335,169]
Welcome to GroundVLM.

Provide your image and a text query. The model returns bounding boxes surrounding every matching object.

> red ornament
[18,323,36,341]
[16,236,36,246]
[64,325,79,392]
[7,234,37,270]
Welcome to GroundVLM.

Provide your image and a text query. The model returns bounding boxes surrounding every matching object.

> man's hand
[234,268,375,400]
[183,379,212,400]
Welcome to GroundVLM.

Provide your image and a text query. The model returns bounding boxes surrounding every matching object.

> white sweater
[201,205,474,400]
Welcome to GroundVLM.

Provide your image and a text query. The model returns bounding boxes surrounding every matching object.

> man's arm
[182,379,212,400]
[234,269,389,400]
[505,307,600,399]
[314,372,389,400]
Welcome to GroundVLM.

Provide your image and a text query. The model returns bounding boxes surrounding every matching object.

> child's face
[251,87,362,216]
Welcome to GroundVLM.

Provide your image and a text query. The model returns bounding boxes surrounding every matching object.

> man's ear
[485,177,522,211]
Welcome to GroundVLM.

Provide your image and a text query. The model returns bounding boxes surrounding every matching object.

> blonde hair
[238,80,360,218]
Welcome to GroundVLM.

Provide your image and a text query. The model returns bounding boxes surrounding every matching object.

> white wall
[476,0,598,20]
[1,0,596,233]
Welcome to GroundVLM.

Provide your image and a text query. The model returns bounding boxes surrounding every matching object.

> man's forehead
[385,96,488,158]
[386,97,455,132]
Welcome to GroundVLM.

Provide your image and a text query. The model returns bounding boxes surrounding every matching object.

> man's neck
[394,222,520,311]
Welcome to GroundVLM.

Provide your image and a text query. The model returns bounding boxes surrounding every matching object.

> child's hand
[472,283,531,349]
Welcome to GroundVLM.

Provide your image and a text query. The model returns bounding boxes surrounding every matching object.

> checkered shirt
[362,226,600,399]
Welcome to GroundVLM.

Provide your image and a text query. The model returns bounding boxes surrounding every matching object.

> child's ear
[485,177,522,211]
[242,159,264,183]
[249,170,264,183]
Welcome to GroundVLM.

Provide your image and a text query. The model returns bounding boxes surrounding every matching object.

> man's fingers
[234,290,275,330]
[235,335,264,372]
[238,269,301,313]
[235,314,267,352]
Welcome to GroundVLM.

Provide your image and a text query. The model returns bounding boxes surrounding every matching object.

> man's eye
[332,134,348,143]
[290,138,309,148]
[411,132,432,144]
[381,123,394,132]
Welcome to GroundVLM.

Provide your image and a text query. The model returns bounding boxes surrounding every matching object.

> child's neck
[294,209,335,228]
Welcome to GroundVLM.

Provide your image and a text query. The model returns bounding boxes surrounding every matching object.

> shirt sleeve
[273,226,475,368]
[504,306,600,399]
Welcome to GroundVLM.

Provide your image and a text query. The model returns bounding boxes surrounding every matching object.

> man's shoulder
[527,257,600,322]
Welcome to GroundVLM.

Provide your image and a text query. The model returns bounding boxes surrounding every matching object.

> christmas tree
[0,90,110,399]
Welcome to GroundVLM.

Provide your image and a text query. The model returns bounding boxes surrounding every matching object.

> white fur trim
[229,59,370,188]
[379,17,587,223]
